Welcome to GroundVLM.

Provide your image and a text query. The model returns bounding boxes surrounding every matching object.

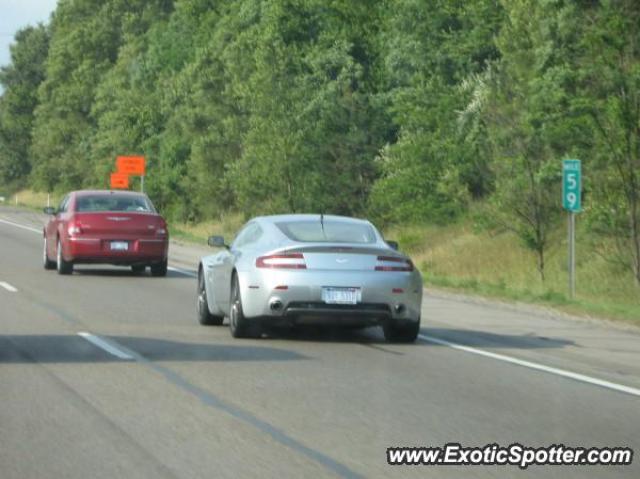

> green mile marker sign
[562,159,581,212]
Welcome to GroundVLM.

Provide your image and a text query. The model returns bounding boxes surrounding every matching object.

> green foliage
[370,0,503,226]
[0,25,49,188]
[576,0,640,284]
[463,0,588,280]
[0,0,638,290]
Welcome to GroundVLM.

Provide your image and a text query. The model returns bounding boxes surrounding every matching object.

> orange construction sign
[110,173,129,189]
[116,156,146,175]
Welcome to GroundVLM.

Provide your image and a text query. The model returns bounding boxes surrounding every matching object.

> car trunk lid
[74,212,160,237]
[279,244,408,271]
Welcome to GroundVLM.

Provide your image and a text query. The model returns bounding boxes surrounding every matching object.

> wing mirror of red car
[43,206,56,215]
[386,240,399,251]
[208,235,229,249]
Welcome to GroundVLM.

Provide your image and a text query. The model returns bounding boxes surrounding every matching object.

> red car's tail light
[375,255,414,272]
[67,222,83,236]
[256,253,307,269]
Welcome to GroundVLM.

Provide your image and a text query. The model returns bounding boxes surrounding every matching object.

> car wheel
[56,239,73,275]
[228,275,261,338]
[43,237,56,270]
[150,259,167,277]
[383,317,420,343]
[131,265,146,275]
[197,270,223,325]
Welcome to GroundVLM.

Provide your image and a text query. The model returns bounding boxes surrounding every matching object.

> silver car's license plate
[110,241,129,251]
[321,287,361,305]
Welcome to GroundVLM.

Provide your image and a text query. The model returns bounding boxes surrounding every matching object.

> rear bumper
[66,237,168,265]
[238,269,422,323]
[280,302,392,327]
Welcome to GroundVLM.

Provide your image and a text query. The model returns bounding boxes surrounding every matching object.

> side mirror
[386,240,399,251]
[43,206,56,215]
[208,235,228,249]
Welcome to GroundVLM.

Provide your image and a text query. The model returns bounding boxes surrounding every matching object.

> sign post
[562,159,581,299]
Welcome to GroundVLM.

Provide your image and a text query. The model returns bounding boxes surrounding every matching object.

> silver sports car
[196,214,423,342]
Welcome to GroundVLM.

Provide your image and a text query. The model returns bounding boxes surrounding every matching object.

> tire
[43,237,56,270]
[131,265,146,275]
[383,317,420,343]
[150,259,167,277]
[197,270,224,325]
[228,275,261,338]
[56,239,73,275]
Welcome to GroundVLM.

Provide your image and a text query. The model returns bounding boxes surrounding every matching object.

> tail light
[256,253,306,269]
[67,222,83,236]
[375,255,414,272]
[156,228,167,236]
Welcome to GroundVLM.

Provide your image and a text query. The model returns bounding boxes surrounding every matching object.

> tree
[0,25,49,188]
[370,0,503,226]
[30,0,172,192]
[225,0,388,217]
[578,0,640,285]
[462,0,588,281]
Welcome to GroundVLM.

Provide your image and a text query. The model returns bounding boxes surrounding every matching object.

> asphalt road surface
[1,207,638,479]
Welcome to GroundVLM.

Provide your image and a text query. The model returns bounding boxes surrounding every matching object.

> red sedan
[43,190,169,276]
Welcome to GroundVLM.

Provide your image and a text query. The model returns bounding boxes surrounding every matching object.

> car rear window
[75,195,155,213]
[276,220,377,244]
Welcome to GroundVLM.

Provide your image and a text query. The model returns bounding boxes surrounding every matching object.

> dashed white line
[0,281,18,292]
[77,332,133,360]
[419,333,640,398]
[0,217,41,234]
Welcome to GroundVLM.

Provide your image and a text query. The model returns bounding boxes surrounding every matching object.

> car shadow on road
[261,325,391,344]
[0,335,307,363]
[422,327,574,349]
[71,267,191,279]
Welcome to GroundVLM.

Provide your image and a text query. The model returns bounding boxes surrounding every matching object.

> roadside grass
[385,221,640,326]
[5,189,639,325]
[2,189,62,211]
[169,213,245,246]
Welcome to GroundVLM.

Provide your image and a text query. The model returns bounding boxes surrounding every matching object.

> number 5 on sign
[562,160,581,212]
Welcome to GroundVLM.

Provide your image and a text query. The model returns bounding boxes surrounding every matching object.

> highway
[1,207,638,478]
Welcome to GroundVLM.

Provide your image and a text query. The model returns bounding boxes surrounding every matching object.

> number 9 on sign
[567,192,577,208]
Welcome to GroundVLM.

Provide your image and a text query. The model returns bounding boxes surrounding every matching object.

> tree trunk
[537,246,545,282]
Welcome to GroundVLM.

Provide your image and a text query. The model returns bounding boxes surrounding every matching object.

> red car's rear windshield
[276,220,377,244]
[75,194,156,213]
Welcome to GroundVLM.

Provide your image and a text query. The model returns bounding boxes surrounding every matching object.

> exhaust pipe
[270,300,283,312]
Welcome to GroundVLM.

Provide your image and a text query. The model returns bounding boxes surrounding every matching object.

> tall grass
[3,189,62,210]
[386,220,640,325]
[169,213,245,245]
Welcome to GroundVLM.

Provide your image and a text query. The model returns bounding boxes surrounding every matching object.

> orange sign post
[116,155,146,192]
[110,173,129,189]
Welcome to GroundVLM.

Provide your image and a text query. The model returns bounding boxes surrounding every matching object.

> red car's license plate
[110,241,128,251]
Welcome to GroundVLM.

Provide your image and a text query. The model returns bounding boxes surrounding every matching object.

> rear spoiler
[278,244,405,258]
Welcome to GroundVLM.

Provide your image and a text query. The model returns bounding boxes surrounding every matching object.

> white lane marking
[0,217,41,234]
[77,332,133,360]
[168,266,197,277]
[0,281,18,292]
[419,333,640,398]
